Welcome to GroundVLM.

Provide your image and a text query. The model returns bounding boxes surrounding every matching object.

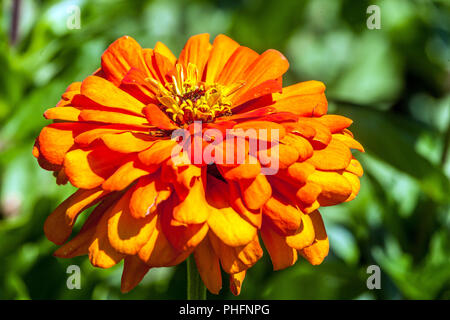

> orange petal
[285,162,316,184]
[281,133,313,161]
[161,197,209,251]
[300,211,329,265]
[280,143,301,169]
[74,125,147,145]
[228,181,262,228]
[262,193,302,236]
[121,255,151,293]
[172,177,210,224]
[194,237,222,294]
[230,271,246,296]
[296,182,322,205]
[237,174,272,210]
[307,138,352,171]
[119,67,158,104]
[343,171,361,202]
[79,109,149,127]
[233,120,286,141]
[307,170,353,206]
[241,49,289,93]
[271,94,328,117]
[154,41,177,65]
[54,194,119,258]
[44,106,80,121]
[129,174,172,218]
[64,145,129,189]
[44,187,107,245]
[317,115,353,133]
[102,160,156,191]
[107,190,157,255]
[101,132,156,154]
[273,81,327,116]
[138,139,177,166]
[207,176,257,246]
[345,157,364,177]
[138,215,182,267]
[38,123,83,165]
[88,204,125,268]
[216,46,259,85]
[219,160,261,181]
[285,214,316,250]
[205,34,240,83]
[101,36,149,85]
[260,219,298,270]
[333,133,365,152]
[274,80,326,98]
[232,79,282,106]
[81,75,145,115]
[178,33,211,76]
[143,104,179,130]
[209,232,263,274]
[298,118,332,145]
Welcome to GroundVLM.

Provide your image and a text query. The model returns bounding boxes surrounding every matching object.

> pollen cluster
[148,63,244,125]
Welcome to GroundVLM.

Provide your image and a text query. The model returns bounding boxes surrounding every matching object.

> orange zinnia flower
[33,34,364,295]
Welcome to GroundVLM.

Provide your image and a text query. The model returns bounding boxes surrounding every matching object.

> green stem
[187,254,206,300]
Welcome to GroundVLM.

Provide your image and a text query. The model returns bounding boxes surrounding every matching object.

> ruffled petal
[261,218,298,270]
[194,236,222,294]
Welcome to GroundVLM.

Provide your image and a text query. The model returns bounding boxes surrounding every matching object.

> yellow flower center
[147,63,245,125]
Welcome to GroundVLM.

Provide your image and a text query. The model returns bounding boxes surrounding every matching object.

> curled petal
[209,232,263,274]
[230,271,246,296]
[261,219,298,271]
[107,190,157,255]
[207,177,257,247]
[262,193,302,236]
[307,138,352,171]
[129,174,171,218]
[101,35,149,85]
[307,170,353,206]
[300,211,329,265]
[194,237,223,295]
[44,187,107,245]
[121,255,151,293]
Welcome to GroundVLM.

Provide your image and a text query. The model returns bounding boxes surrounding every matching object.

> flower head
[34,34,364,295]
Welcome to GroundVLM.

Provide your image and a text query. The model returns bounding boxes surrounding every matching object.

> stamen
[151,63,246,125]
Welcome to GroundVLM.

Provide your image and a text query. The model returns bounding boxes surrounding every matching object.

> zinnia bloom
[33,34,364,295]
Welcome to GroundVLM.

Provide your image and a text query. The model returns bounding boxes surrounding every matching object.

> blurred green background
[0,0,449,300]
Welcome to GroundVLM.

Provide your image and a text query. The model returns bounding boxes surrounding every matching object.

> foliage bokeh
[0,0,449,300]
